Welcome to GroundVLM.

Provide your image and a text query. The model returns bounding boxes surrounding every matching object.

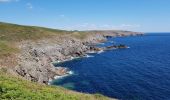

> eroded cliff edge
[0,22,143,84]
[15,32,143,84]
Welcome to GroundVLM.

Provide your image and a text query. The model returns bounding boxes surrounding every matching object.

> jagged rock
[105,45,117,50]
[117,44,128,48]
[13,32,140,84]
[103,44,129,50]
[56,67,68,76]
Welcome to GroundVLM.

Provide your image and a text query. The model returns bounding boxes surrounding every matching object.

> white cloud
[120,24,141,28]
[64,23,141,31]
[26,3,33,9]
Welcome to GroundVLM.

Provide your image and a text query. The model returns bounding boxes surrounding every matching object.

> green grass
[0,69,110,100]
[0,41,19,57]
[71,31,88,39]
[0,22,90,56]
[0,22,115,100]
[0,22,92,41]
[0,22,68,42]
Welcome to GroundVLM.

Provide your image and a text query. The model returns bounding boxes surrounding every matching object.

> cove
[52,33,170,100]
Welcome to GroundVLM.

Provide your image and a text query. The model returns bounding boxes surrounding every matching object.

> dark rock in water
[105,45,117,50]
[89,46,103,51]
[94,47,103,51]
[117,44,128,48]
[103,44,128,51]
[105,36,113,38]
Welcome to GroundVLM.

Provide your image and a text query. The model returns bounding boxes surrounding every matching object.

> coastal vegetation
[0,68,110,100]
[0,22,87,63]
[0,22,115,100]
[0,22,140,100]
[0,41,18,57]
[0,22,67,42]
[0,22,92,42]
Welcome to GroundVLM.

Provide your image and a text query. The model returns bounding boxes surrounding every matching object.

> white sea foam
[57,60,61,63]
[48,78,52,85]
[48,78,52,82]
[52,60,61,64]
[99,43,105,45]
[110,41,114,43]
[68,71,74,74]
[86,54,94,58]
[62,58,71,62]
[54,71,74,80]
[70,56,74,60]
[97,50,104,54]
[54,75,66,79]
[87,51,97,54]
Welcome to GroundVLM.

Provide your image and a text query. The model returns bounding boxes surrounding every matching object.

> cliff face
[0,22,143,84]
[14,34,105,84]
[14,31,142,84]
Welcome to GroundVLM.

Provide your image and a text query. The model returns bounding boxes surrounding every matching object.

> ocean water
[52,33,170,100]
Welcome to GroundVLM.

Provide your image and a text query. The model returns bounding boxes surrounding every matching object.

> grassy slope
[0,69,110,100]
[0,22,68,66]
[0,22,67,41]
[0,22,89,57]
[0,22,112,100]
[0,41,18,56]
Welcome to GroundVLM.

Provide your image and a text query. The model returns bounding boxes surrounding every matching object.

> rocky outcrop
[56,67,69,76]
[14,36,87,84]
[104,44,129,50]
[14,31,143,84]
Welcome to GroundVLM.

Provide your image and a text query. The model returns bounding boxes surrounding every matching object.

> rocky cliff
[15,31,142,84]
[0,22,143,84]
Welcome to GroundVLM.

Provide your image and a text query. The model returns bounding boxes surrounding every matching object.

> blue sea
[52,33,170,100]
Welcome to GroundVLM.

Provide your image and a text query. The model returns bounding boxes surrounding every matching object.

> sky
[0,0,170,32]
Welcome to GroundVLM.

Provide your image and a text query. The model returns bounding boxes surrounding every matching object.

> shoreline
[14,31,143,84]
[49,36,133,85]
[49,50,103,85]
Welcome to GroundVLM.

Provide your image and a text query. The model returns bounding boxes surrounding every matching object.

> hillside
[0,22,67,41]
[0,22,140,57]
[0,68,111,100]
[0,22,142,100]
[0,22,78,67]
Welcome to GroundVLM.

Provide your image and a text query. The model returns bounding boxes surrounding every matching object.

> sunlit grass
[0,69,110,100]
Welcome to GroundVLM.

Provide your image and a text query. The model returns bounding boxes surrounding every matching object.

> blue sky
[0,0,170,32]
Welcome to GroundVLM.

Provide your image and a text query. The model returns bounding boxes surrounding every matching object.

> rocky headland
[15,31,143,84]
[0,22,143,85]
